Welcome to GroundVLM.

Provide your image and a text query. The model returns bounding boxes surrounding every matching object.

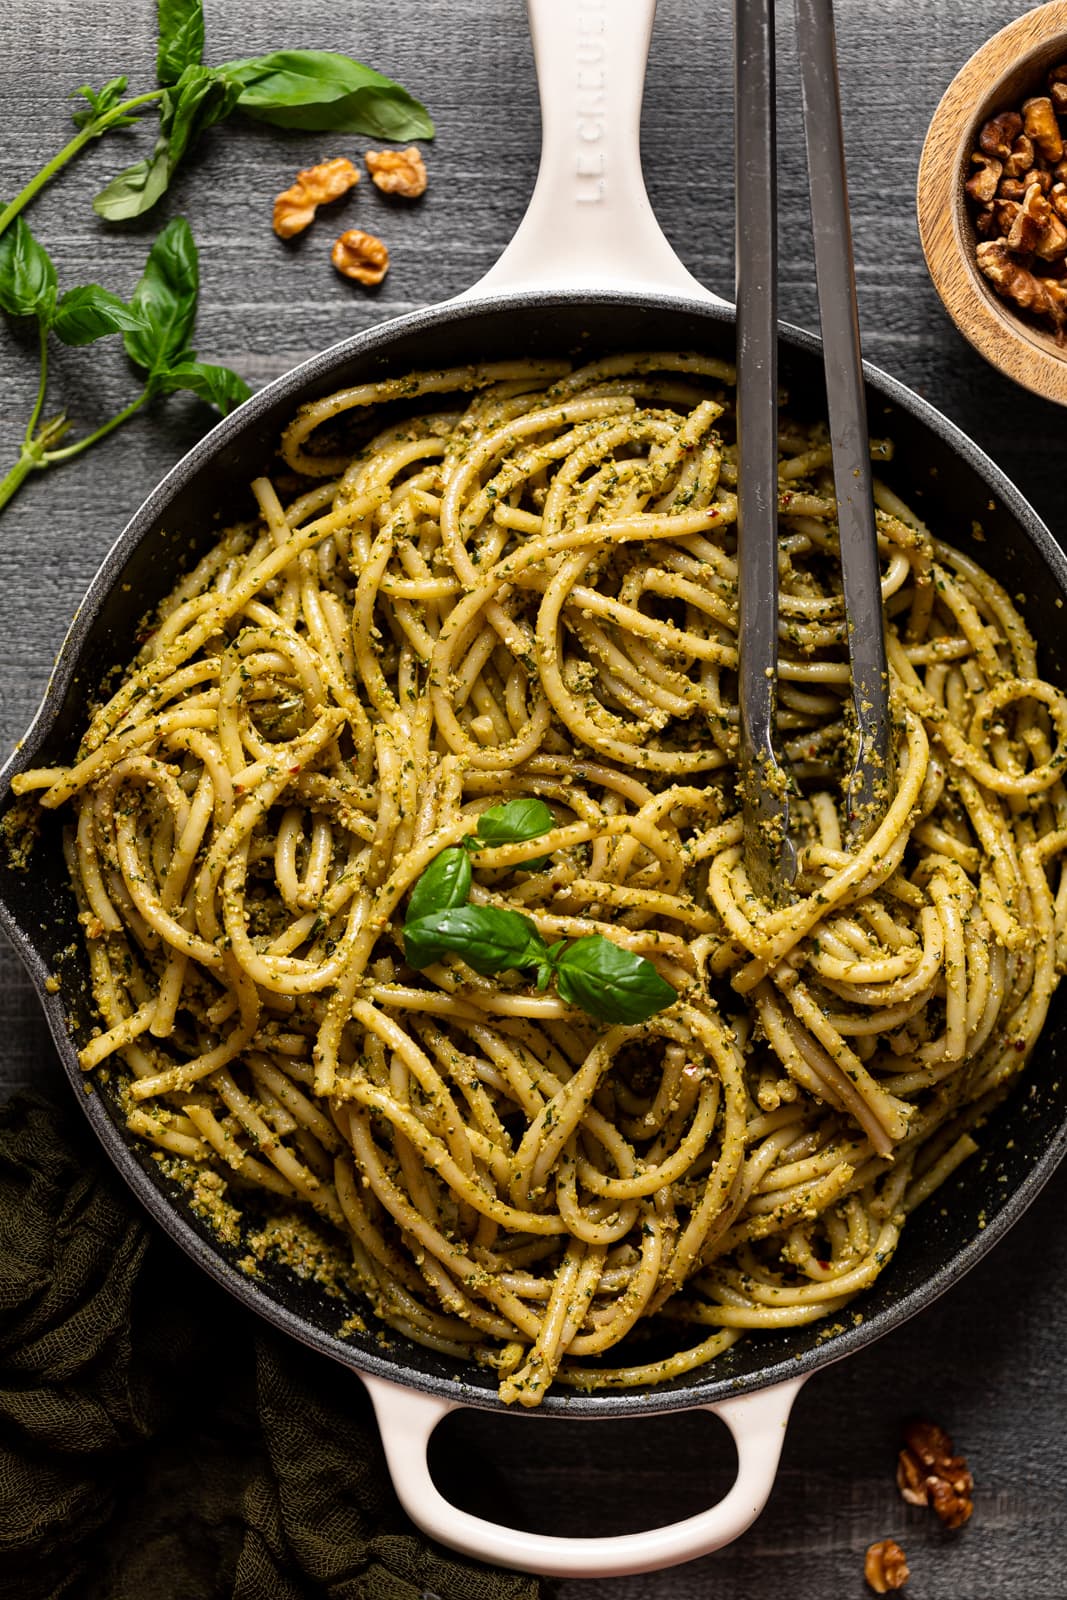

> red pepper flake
[234,784,245,795]
[290,766,302,775]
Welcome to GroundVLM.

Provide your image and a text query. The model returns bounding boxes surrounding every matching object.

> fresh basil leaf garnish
[404,906,547,977]
[555,937,676,1025]
[399,800,673,1026]
[474,797,556,849]
[224,50,434,139]
[406,846,472,924]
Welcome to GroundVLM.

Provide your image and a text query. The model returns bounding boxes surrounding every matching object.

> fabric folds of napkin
[0,1091,541,1600]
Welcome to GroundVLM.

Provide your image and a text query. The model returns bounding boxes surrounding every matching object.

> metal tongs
[735,0,892,901]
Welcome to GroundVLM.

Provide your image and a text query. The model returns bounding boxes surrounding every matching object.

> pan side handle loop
[456,0,728,306]
[360,1371,805,1580]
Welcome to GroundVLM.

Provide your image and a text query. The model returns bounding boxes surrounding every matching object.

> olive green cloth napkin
[0,1091,542,1600]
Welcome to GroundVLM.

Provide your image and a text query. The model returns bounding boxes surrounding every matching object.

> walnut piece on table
[896,1419,975,1529]
[365,146,428,199]
[273,157,360,239]
[864,1538,910,1593]
[331,229,390,285]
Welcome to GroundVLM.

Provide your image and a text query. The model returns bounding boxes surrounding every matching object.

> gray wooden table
[3,1,1066,1594]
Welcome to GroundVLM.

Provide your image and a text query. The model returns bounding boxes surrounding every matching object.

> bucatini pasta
[14,352,1067,1406]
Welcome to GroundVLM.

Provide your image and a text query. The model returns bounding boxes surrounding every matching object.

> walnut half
[864,1538,910,1594]
[273,157,359,240]
[331,229,390,285]
[896,1419,975,1529]
[365,147,428,199]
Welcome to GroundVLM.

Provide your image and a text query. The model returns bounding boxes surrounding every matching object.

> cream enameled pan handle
[456,0,730,304]
[362,1373,805,1579]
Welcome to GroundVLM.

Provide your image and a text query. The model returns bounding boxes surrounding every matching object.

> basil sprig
[0,0,434,238]
[0,216,250,517]
[94,63,244,222]
[402,799,677,1027]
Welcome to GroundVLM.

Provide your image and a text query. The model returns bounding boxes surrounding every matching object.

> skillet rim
[3,285,1067,1418]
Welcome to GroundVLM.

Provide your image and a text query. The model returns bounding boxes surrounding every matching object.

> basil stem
[0,87,165,243]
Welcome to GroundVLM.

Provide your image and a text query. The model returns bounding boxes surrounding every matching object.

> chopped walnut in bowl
[966,64,1067,341]
[918,5,1067,401]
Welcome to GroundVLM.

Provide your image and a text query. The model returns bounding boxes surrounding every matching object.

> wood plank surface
[2,2,1066,1595]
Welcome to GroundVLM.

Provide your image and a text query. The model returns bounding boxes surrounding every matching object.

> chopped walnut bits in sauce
[864,1538,910,1593]
[967,65,1067,340]
[897,1418,975,1529]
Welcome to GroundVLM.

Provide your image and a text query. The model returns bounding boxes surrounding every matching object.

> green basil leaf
[555,937,676,1025]
[474,797,556,849]
[153,358,252,413]
[172,63,244,140]
[123,216,200,375]
[157,0,206,84]
[93,65,242,221]
[404,906,547,976]
[92,139,173,221]
[71,76,137,132]
[406,847,472,925]
[224,50,434,139]
[52,285,143,346]
[0,217,57,320]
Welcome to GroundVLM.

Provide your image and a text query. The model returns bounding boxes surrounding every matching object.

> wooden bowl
[917,1,1067,405]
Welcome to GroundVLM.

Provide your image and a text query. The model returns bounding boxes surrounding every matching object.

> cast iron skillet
[3,0,1067,1580]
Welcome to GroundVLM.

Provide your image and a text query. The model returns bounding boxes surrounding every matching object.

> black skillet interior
[3,291,1067,1417]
